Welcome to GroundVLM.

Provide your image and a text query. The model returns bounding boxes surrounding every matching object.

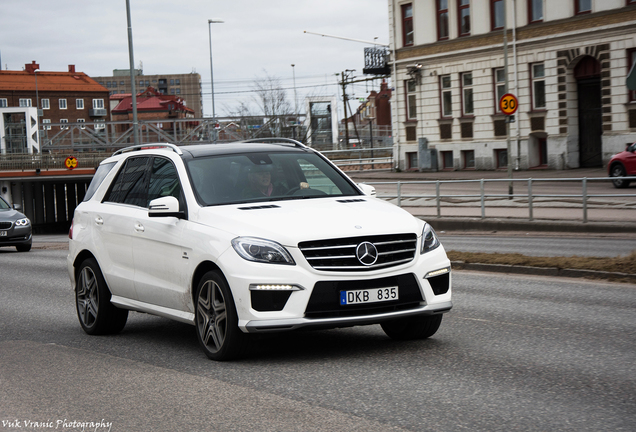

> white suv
[68,139,452,360]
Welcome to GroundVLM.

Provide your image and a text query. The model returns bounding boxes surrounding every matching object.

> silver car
[0,196,32,252]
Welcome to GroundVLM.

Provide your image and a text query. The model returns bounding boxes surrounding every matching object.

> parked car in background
[68,139,452,361]
[0,196,32,252]
[609,142,636,188]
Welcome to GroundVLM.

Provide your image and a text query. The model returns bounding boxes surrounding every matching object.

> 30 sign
[499,93,518,115]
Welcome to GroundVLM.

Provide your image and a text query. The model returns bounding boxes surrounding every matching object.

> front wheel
[75,258,128,335]
[610,164,630,189]
[381,314,443,340]
[195,271,249,361]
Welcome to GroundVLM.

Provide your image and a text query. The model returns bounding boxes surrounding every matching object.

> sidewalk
[347,167,636,234]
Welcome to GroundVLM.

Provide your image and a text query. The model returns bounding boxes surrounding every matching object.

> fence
[366,176,636,224]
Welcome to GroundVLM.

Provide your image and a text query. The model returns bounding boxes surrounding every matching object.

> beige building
[92,69,203,118]
[389,0,636,171]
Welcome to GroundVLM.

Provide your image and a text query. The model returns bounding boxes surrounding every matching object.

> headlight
[420,223,440,254]
[15,218,30,227]
[232,237,295,265]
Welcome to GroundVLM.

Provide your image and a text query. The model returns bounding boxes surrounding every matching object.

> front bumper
[0,226,32,247]
[244,301,453,333]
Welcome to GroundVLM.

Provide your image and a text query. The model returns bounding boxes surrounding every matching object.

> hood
[194,197,422,247]
[0,208,26,221]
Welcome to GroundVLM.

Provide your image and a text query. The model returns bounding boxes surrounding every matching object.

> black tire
[75,258,128,335]
[195,271,249,361]
[610,164,630,189]
[16,243,31,252]
[381,314,443,340]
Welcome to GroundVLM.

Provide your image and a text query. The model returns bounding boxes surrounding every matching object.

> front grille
[299,233,417,272]
[305,274,423,318]
[0,222,12,229]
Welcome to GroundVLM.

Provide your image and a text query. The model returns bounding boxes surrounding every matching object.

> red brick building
[0,61,110,132]
[111,87,196,134]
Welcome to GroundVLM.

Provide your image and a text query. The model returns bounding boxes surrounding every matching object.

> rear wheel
[195,271,249,361]
[75,258,128,335]
[610,164,630,189]
[381,314,443,340]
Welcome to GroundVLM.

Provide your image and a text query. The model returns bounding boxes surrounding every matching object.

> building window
[406,80,417,120]
[461,72,474,116]
[170,79,175,85]
[531,63,546,110]
[59,99,67,110]
[170,89,175,95]
[440,75,452,118]
[77,119,85,129]
[93,99,105,109]
[76,99,84,110]
[458,0,471,37]
[491,0,504,30]
[0,98,7,108]
[575,0,591,14]
[120,81,125,85]
[19,99,32,107]
[494,68,506,112]
[60,119,69,130]
[176,88,181,95]
[95,120,106,130]
[628,49,636,102]
[462,150,475,168]
[441,151,453,169]
[405,125,417,141]
[41,99,50,110]
[437,0,449,40]
[402,4,414,46]
[42,119,51,130]
[175,79,180,85]
[528,0,543,23]
[495,149,508,168]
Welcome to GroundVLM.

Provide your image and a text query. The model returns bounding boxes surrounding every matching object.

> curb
[423,217,636,234]
[451,261,636,283]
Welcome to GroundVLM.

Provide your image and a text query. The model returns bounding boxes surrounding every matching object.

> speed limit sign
[499,93,518,115]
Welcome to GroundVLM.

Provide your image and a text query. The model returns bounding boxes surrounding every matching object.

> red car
[608,142,636,188]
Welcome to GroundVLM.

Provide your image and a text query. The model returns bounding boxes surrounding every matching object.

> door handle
[134,223,145,233]
[95,216,104,225]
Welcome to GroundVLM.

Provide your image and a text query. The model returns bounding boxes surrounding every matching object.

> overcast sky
[2,0,390,118]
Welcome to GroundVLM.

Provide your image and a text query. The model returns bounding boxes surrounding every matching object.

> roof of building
[0,62,107,93]
[111,86,194,114]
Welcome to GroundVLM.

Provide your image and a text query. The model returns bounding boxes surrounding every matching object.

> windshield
[0,196,10,210]
[186,151,360,206]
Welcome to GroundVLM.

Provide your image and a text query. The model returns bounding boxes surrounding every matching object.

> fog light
[249,284,303,291]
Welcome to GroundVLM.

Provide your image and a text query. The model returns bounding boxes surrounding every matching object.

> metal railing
[366,176,636,223]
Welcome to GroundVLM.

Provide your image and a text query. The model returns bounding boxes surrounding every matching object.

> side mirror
[148,196,185,219]
[12,203,22,211]
[357,183,376,196]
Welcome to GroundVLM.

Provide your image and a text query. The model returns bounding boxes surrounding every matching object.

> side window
[104,157,150,206]
[147,157,181,206]
[84,162,116,201]
[297,158,342,195]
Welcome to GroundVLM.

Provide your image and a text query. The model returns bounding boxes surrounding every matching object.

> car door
[131,156,193,313]
[625,143,636,175]
[94,156,151,300]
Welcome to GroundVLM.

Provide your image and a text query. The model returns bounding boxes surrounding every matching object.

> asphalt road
[1,248,635,431]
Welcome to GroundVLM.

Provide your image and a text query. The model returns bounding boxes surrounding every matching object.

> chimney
[25,61,40,73]
[68,65,76,73]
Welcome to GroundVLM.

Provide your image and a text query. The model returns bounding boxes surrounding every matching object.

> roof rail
[241,138,307,149]
[112,143,183,156]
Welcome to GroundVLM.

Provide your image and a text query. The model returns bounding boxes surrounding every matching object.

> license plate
[0,231,6,236]
[340,287,398,305]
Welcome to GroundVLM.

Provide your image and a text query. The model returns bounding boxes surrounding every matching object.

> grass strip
[446,251,636,275]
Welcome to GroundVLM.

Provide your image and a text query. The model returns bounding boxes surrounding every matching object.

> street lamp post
[291,64,298,139]
[208,19,224,143]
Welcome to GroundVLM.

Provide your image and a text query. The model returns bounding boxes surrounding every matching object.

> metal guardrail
[366,176,636,223]
[0,153,110,171]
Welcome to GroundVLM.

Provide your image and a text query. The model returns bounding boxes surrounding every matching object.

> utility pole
[341,71,350,148]
[504,0,513,198]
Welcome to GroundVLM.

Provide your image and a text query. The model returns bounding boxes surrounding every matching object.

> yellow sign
[499,93,518,115]
[64,156,78,170]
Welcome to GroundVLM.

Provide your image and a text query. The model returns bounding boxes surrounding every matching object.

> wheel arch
[72,250,98,278]
[191,260,226,305]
